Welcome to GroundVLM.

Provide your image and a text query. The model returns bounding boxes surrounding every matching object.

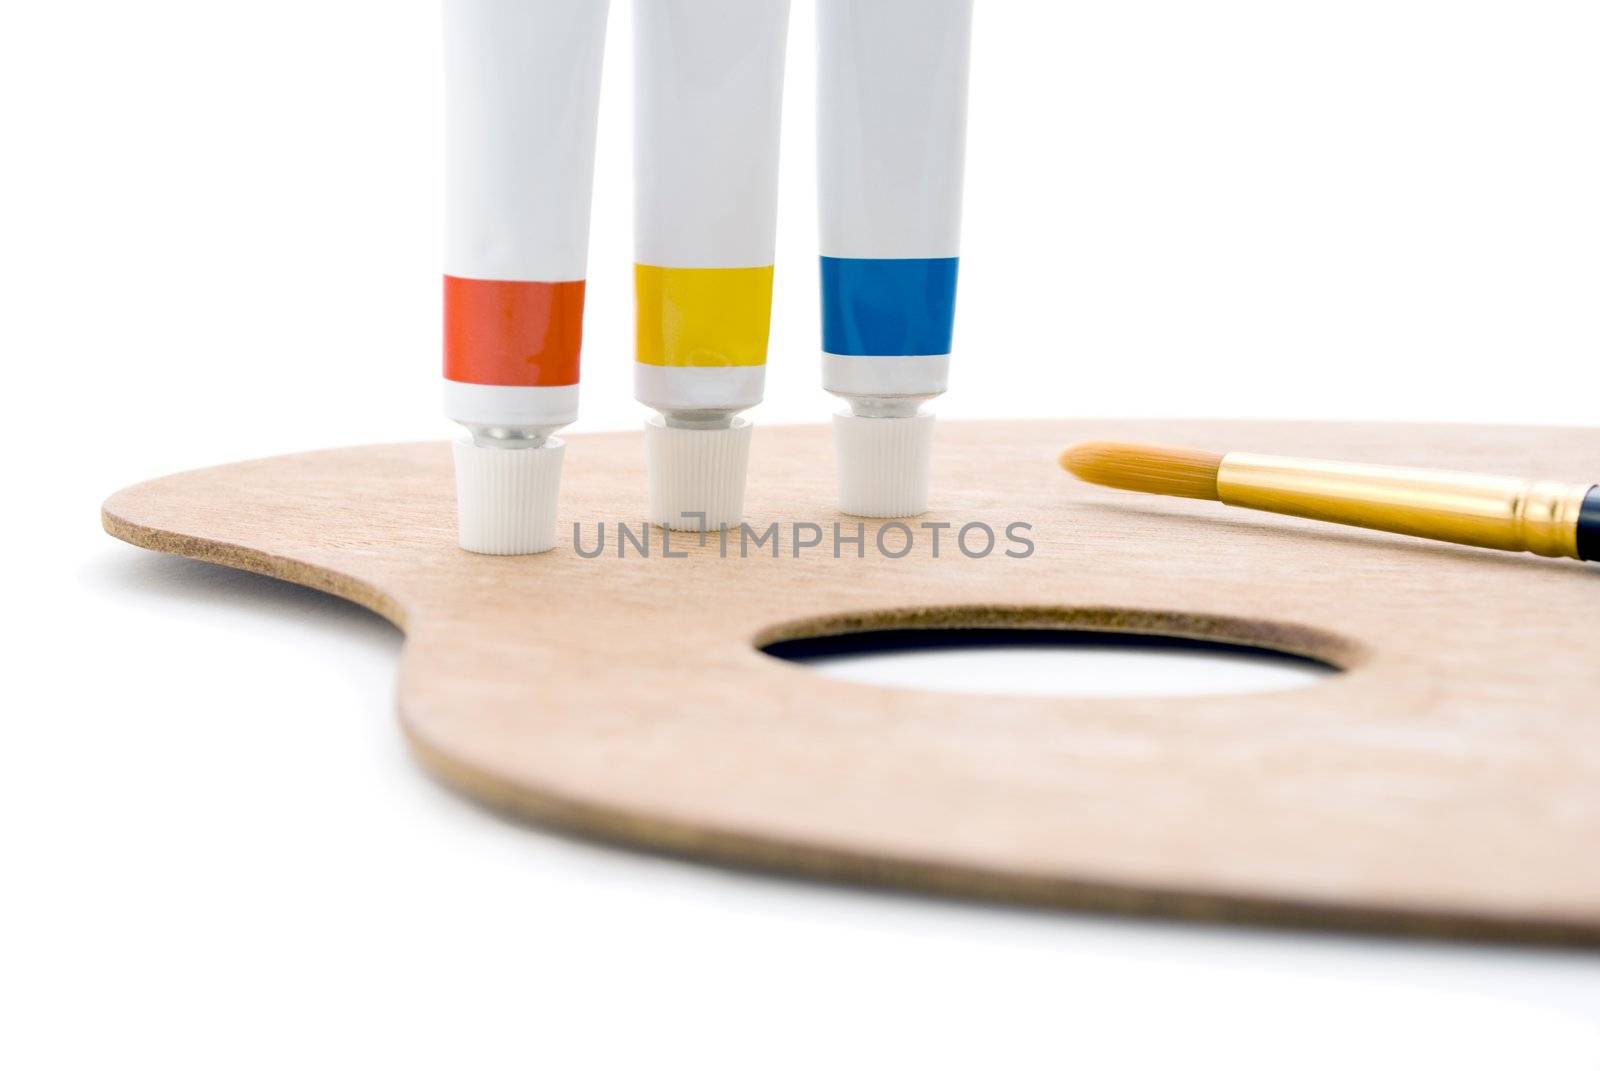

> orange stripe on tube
[443,275,584,387]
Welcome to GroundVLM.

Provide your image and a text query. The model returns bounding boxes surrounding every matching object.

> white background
[5,1,1599,1066]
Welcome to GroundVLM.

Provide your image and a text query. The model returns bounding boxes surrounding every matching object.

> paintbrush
[1060,441,1600,561]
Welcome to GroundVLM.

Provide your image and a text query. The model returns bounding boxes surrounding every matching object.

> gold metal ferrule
[1217,453,1588,559]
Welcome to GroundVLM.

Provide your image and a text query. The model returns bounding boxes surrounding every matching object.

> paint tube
[633,0,792,530]
[443,0,609,553]
[818,0,973,517]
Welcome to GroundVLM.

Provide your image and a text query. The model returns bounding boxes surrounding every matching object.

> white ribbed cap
[452,438,565,555]
[833,411,935,518]
[644,416,752,531]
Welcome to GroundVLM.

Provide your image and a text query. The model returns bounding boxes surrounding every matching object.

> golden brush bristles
[1059,441,1224,501]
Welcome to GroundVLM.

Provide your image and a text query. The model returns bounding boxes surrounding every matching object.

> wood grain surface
[101,420,1600,943]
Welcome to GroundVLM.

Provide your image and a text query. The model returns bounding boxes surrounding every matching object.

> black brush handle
[1579,486,1600,562]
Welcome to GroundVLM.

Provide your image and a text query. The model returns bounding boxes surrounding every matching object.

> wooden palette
[101,420,1600,943]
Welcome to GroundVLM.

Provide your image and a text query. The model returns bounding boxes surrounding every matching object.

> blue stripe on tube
[820,256,959,356]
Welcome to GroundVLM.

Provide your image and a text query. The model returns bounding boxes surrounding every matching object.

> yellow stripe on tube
[634,264,774,367]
